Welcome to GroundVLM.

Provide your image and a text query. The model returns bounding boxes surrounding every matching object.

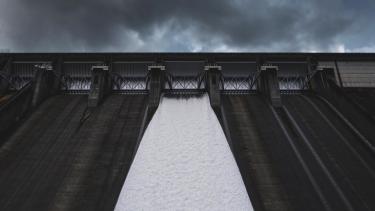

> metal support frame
[3,53,375,93]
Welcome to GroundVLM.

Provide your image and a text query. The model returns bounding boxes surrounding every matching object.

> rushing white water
[115,94,253,211]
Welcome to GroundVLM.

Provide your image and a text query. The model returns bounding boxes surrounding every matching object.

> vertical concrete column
[147,65,165,110]
[204,65,222,111]
[0,58,12,96]
[257,65,282,107]
[88,65,110,108]
[309,66,336,93]
[51,57,63,95]
[106,60,113,95]
[31,65,56,108]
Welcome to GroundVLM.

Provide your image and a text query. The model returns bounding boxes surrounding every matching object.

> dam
[0,53,375,211]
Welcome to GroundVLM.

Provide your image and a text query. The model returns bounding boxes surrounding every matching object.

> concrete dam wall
[1,53,375,211]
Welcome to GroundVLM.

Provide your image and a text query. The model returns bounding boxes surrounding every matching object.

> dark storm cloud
[0,0,373,52]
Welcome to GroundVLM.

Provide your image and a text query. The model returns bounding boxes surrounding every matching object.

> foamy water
[115,94,253,211]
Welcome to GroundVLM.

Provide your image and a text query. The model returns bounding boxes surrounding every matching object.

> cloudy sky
[0,0,374,52]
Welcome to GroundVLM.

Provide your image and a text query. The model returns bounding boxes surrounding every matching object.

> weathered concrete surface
[0,94,148,211]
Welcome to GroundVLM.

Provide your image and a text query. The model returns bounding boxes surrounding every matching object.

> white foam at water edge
[115,94,253,211]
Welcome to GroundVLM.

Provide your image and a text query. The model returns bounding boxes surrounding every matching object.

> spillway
[115,94,253,210]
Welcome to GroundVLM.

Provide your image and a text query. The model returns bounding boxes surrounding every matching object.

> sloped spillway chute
[115,94,253,211]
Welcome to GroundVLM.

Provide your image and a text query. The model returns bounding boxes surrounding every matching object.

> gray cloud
[0,0,373,52]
